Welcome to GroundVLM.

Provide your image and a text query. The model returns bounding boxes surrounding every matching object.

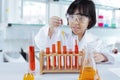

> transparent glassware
[23,72,34,80]
[28,32,36,72]
[78,43,101,80]
[23,32,35,80]
[66,33,74,68]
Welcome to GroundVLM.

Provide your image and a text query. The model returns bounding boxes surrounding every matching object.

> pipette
[61,31,67,68]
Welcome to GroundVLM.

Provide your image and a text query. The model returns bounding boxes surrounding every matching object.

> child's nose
[74,18,79,24]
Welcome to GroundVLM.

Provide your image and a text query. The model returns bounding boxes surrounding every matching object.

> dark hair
[66,0,96,29]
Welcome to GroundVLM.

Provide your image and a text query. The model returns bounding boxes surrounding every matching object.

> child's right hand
[48,16,62,37]
[49,16,62,28]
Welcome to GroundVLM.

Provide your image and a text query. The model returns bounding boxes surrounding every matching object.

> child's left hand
[94,52,108,63]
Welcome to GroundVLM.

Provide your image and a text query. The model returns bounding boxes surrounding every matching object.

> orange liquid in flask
[79,66,96,80]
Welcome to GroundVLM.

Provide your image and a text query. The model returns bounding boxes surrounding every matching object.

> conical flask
[78,45,100,80]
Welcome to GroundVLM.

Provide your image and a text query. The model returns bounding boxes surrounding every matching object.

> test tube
[74,36,79,69]
[52,44,57,68]
[57,41,61,54]
[29,46,35,71]
[46,37,51,70]
[57,41,62,69]
[28,32,35,72]
[67,34,73,69]
[61,31,67,69]
[61,31,67,54]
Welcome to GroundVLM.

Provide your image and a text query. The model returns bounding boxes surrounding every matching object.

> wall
[4,25,41,52]
[0,0,2,22]
[88,27,120,45]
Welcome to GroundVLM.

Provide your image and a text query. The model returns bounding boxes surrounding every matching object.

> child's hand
[49,16,62,29]
[48,16,62,37]
[94,52,108,63]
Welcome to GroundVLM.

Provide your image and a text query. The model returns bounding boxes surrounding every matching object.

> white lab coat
[35,25,115,63]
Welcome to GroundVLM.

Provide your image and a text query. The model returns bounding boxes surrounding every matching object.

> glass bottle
[98,15,104,27]
[111,17,116,28]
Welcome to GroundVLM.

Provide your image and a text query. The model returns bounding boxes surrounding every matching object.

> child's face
[68,10,90,36]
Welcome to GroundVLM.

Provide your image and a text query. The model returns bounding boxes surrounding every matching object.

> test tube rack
[39,50,85,74]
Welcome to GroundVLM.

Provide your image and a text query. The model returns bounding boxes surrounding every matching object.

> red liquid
[29,46,35,71]
[52,44,56,67]
[75,43,78,68]
[63,45,67,68]
[74,39,79,68]
[69,49,73,68]
[46,47,51,69]
[52,44,56,53]
[57,41,61,54]
[63,46,67,54]
[75,39,79,53]
[98,23,103,27]
[57,41,62,68]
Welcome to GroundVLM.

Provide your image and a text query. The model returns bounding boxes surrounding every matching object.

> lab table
[0,61,120,80]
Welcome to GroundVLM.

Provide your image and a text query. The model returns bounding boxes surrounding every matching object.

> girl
[35,0,114,63]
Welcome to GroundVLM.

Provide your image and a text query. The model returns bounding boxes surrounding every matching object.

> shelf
[95,4,120,10]
[7,23,45,27]
[94,26,120,29]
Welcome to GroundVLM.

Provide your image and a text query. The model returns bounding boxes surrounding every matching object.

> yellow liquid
[78,66,96,80]
[23,73,34,80]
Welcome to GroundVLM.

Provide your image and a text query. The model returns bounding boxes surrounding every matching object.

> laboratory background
[0,0,120,80]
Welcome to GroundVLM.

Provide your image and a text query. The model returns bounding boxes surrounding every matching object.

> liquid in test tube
[46,37,51,69]
[69,49,73,68]
[74,37,79,68]
[28,32,35,72]
[61,31,67,68]
[52,44,57,68]
[67,35,73,68]
[29,46,35,71]
[46,47,51,69]
[57,41,62,69]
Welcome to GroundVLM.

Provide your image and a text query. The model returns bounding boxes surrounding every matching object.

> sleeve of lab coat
[86,32,115,64]
[95,40,115,63]
[98,41,115,64]
[34,25,49,51]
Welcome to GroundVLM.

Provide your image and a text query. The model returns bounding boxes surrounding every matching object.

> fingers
[48,16,62,37]
[94,53,106,63]
[49,16,62,28]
